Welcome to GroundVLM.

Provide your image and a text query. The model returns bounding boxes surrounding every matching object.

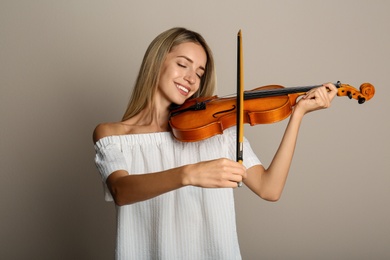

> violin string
[220,86,318,99]
[219,83,340,100]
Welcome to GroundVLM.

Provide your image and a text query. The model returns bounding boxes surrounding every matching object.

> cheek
[161,65,179,82]
[158,67,172,87]
[190,86,201,98]
[159,65,169,79]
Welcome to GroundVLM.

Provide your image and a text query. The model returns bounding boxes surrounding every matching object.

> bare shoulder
[93,122,125,143]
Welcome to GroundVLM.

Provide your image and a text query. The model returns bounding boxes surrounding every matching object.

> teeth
[177,84,189,93]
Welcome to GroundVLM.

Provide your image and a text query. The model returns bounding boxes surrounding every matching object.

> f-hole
[213,105,236,118]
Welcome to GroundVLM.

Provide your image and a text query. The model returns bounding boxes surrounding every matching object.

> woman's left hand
[295,82,338,115]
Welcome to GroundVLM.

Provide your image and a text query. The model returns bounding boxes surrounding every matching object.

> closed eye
[177,59,204,79]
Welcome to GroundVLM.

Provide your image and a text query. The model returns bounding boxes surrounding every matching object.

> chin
[175,95,192,105]
[169,100,184,109]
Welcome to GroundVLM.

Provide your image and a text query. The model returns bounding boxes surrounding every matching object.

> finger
[317,86,330,107]
[302,87,328,109]
[222,159,246,174]
[303,87,325,103]
[323,83,338,100]
[323,82,337,92]
[321,84,338,106]
[229,173,244,183]
[304,87,324,100]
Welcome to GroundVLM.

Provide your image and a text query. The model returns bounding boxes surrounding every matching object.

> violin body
[169,85,292,142]
[169,83,375,142]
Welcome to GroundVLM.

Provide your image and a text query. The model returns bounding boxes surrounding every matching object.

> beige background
[1,0,389,259]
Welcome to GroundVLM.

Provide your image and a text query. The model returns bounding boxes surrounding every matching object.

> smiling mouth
[176,84,190,95]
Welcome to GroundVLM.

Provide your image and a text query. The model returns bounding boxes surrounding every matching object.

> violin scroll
[337,82,375,104]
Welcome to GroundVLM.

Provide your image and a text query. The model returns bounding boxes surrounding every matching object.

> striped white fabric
[94,127,261,260]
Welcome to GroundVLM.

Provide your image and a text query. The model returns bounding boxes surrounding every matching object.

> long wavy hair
[122,27,216,121]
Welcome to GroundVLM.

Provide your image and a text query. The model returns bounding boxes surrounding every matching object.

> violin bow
[237,30,244,187]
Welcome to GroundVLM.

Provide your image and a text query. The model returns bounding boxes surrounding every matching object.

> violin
[169,81,375,142]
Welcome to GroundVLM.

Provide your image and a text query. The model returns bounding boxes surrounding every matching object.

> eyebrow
[177,55,205,71]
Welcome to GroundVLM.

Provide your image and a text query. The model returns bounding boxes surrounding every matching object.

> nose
[184,71,196,85]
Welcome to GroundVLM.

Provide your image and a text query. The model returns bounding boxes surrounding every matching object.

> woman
[93,27,337,259]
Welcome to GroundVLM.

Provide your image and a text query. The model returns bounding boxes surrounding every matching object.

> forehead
[169,42,207,66]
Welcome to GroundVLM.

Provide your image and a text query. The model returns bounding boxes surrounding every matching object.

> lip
[175,83,191,96]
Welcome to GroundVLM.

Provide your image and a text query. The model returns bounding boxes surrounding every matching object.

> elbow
[262,194,281,202]
[113,196,127,207]
[106,172,135,206]
[109,183,145,206]
[110,186,126,206]
[259,190,282,202]
[108,183,133,206]
[257,181,286,202]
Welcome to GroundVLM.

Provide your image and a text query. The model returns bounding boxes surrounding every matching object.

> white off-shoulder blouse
[94,127,261,260]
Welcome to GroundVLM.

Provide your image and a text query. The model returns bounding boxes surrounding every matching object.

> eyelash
[178,63,202,79]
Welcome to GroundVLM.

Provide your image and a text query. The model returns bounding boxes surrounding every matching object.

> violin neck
[244,82,340,100]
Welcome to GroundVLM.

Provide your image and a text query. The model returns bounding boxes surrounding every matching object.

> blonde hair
[122,27,216,121]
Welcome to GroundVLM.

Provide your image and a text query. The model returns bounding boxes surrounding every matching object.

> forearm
[259,109,304,199]
[107,158,246,206]
[107,166,188,206]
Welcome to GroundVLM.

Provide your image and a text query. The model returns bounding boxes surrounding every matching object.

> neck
[130,101,170,132]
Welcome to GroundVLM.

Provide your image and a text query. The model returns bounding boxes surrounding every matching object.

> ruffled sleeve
[224,127,262,169]
[94,136,129,201]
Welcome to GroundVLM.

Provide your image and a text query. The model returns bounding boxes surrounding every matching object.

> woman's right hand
[182,158,247,188]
